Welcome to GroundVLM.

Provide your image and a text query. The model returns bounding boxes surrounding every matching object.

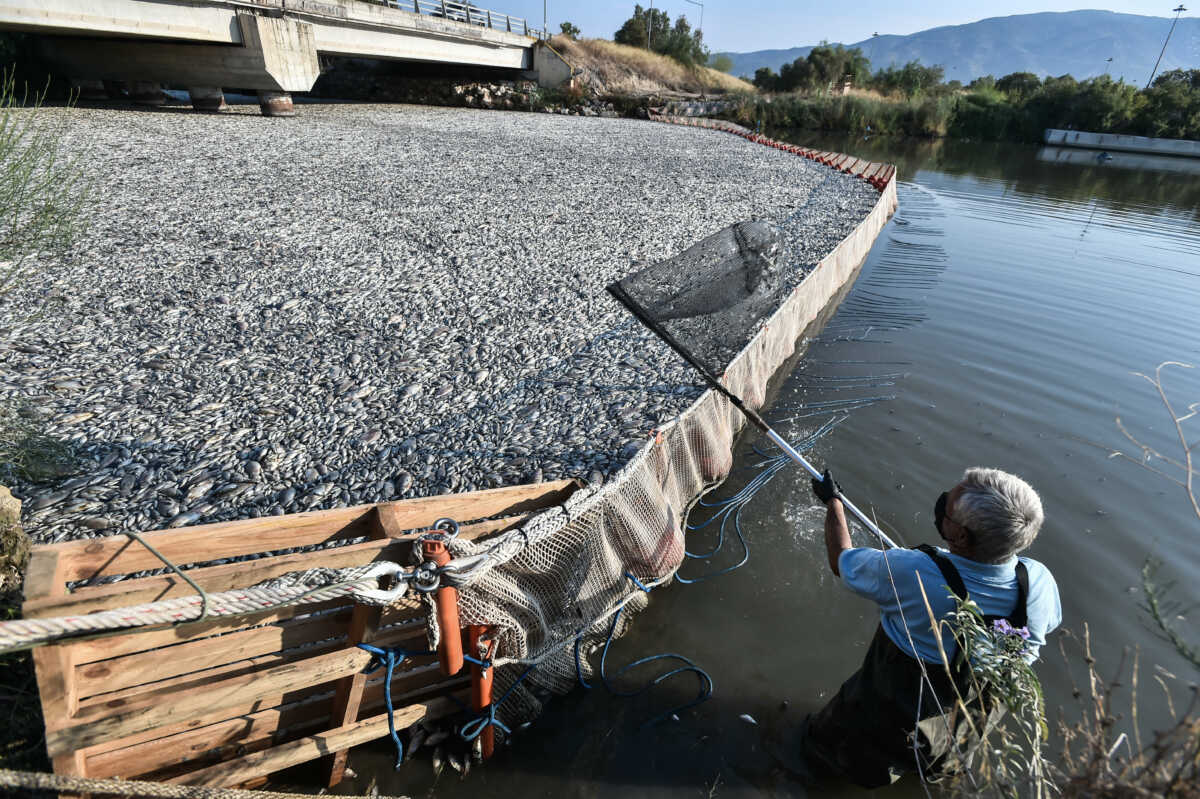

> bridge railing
[370,0,547,39]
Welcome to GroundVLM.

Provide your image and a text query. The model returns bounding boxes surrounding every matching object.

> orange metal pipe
[422,538,463,675]
[467,624,496,759]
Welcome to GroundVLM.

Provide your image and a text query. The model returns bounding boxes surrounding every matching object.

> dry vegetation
[549,36,754,97]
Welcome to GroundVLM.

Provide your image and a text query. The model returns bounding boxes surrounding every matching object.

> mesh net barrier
[435,133,899,731]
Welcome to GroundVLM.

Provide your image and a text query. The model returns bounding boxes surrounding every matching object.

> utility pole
[1147,4,1187,88]
[684,0,704,45]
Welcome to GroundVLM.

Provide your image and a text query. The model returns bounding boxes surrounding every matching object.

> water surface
[339,134,1200,798]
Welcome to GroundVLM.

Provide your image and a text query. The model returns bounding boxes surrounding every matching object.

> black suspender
[914,544,1029,629]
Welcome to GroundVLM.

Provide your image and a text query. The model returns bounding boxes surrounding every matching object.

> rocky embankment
[0,104,879,548]
[311,64,626,117]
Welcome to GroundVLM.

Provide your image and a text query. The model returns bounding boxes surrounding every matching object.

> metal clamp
[353,562,412,606]
[411,560,443,593]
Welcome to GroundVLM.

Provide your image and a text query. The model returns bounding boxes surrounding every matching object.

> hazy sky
[505,2,1191,52]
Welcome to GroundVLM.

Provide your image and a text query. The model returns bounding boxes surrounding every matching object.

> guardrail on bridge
[368,0,546,39]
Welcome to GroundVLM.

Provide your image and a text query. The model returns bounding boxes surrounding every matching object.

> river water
[339,134,1200,798]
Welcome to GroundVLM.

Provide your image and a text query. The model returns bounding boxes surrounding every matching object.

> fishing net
[438,175,898,732]
[609,220,787,378]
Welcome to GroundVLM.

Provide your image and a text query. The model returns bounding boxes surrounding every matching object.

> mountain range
[718,10,1200,84]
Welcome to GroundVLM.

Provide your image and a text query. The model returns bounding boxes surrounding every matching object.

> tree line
[744,44,1200,141]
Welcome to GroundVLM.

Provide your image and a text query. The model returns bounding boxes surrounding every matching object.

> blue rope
[457,663,538,744]
[679,418,847,584]
[357,644,434,769]
[574,574,714,727]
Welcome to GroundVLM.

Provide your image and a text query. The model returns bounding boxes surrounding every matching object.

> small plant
[1056,628,1199,799]
[0,71,88,297]
[0,404,73,483]
[915,579,1054,798]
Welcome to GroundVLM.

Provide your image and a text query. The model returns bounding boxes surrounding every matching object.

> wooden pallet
[22,479,581,790]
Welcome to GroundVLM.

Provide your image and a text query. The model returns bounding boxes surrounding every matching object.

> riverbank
[722,75,1200,144]
[0,103,879,546]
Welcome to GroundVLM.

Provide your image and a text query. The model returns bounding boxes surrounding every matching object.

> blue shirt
[838,546,1062,664]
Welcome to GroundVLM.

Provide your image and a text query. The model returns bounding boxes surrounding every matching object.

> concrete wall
[40,13,321,92]
[531,42,571,88]
[1044,128,1200,158]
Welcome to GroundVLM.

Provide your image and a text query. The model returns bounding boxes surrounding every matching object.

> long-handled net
[607,220,898,549]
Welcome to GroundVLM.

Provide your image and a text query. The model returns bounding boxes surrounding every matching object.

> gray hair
[956,467,1044,563]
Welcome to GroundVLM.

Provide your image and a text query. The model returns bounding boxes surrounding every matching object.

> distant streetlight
[1103,56,1113,76]
[684,0,704,43]
[1147,4,1187,88]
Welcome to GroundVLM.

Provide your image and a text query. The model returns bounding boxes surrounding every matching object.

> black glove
[811,469,843,505]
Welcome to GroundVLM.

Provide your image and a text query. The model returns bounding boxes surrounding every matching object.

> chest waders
[801,549,1030,788]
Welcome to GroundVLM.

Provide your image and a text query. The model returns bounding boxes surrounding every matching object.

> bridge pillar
[70,79,107,102]
[129,81,167,106]
[188,86,228,113]
[257,91,296,118]
[38,12,319,114]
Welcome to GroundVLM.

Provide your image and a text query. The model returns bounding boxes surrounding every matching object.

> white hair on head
[956,467,1044,563]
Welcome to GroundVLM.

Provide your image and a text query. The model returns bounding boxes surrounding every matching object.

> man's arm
[824,497,852,576]
[811,469,852,576]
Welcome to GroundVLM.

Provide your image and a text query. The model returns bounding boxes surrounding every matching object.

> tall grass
[728,92,957,138]
[550,36,754,96]
[0,73,88,297]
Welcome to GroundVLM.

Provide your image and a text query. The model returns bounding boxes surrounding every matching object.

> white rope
[0,561,410,654]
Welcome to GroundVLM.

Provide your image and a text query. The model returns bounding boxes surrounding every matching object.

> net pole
[607,283,899,550]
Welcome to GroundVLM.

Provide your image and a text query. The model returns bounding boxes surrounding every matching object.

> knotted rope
[0,561,409,653]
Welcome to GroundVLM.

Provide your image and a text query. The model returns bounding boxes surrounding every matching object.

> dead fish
[425,730,449,746]
[280,298,301,311]
[186,479,214,502]
[60,411,94,424]
[30,490,68,510]
[448,750,464,774]
[168,510,205,528]
[431,746,445,778]
[739,714,757,725]
[407,725,426,754]
[80,516,111,530]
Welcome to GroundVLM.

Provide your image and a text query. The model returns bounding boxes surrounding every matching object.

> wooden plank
[46,626,432,755]
[25,509,544,621]
[22,539,406,621]
[38,479,577,586]
[22,503,552,623]
[173,698,460,788]
[22,548,63,600]
[326,603,381,786]
[45,506,377,586]
[32,643,77,723]
[68,598,352,666]
[82,663,456,779]
[73,608,358,699]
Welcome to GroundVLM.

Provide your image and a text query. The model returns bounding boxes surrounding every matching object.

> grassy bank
[550,36,753,97]
[728,71,1200,144]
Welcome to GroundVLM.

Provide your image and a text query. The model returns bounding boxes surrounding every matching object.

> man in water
[801,466,1062,787]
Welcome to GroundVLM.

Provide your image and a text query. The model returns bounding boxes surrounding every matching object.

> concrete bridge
[0,0,572,115]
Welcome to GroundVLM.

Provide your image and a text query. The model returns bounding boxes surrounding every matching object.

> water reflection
[772,131,1200,222]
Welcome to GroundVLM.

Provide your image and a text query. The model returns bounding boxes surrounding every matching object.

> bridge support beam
[188,85,227,113]
[38,12,319,114]
[129,81,167,106]
[257,90,295,117]
[69,79,107,102]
